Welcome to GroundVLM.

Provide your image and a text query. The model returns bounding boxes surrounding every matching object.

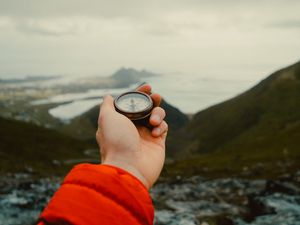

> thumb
[98,95,115,125]
[101,95,115,112]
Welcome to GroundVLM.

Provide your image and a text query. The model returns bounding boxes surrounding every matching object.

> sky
[0,0,300,79]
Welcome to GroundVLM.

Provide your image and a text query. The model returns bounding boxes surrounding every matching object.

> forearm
[38,164,154,225]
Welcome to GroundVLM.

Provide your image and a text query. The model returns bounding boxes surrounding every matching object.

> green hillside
[166,61,300,178]
[0,117,93,176]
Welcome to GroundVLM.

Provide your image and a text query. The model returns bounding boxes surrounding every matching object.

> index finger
[136,84,161,107]
[150,93,161,107]
[136,84,152,95]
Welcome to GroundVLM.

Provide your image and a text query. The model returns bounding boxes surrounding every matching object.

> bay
[45,74,260,121]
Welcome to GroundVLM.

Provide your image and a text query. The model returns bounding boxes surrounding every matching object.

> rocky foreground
[1,172,300,225]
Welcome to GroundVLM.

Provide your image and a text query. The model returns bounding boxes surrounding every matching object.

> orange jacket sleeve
[38,164,154,225]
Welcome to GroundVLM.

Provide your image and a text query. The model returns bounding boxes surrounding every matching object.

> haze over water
[32,70,261,120]
[144,72,259,114]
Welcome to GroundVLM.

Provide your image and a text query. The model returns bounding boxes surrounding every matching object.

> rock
[154,210,199,225]
[265,180,300,195]
[198,215,234,225]
[200,222,209,225]
[242,194,275,222]
[0,174,60,225]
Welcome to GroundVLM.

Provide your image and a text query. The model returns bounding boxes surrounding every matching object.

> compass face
[114,91,153,120]
[116,92,151,112]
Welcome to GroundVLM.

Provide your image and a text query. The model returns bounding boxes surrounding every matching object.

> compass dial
[114,91,153,120]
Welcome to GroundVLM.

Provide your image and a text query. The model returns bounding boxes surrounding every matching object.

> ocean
[26,73,261,121]
[143,73,259,114]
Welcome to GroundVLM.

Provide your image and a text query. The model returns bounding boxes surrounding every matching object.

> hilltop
[111,67,157,87]
[166,61,300,178]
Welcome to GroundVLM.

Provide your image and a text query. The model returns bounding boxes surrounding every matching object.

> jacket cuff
[63,163,154,224]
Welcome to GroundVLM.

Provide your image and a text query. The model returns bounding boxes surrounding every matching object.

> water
[48,98,103,121]
[31,86,133,105]
[144,73,259,114]
[29,74,259,121]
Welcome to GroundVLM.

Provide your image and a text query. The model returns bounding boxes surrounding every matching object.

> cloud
[0,0,157,19]
[14,18,78,36]
[0,0,290,22]
[267,20,300,29]
[0,0,300,77]
[1,0,300,38]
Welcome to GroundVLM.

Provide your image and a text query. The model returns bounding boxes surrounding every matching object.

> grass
[163,145,300,179]
[0,117,97,177]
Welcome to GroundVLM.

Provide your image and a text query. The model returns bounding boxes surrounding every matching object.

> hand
[96,84,168,189]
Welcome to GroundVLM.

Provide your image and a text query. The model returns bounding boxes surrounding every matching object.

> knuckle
[154,107,165,116]
[96,127,101,135]
[161,108,166,117]
[98,112,105,125]
[157,106,164,113]
[163,121,168,130]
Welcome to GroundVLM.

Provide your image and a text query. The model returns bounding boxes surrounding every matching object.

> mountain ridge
[189,60,300,154]
[165,60,300,178]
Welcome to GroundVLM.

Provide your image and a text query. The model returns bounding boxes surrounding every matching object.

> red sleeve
[38,164,154,225]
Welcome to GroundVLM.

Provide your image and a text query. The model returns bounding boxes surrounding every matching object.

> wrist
[101,160,150,190]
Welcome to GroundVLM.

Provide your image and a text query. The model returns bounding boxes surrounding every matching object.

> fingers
[150,106,168,137]
[151,93,161,107]
[136,84,151,94]
[137,83,162,107]
[150,107,166,126]
[152,121,168,137]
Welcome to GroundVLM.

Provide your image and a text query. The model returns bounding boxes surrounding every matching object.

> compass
[114,91,154,121]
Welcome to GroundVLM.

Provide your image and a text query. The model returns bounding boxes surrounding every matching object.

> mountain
[166,61,300,178]
[0,117,92,176]
[110,68,158,88]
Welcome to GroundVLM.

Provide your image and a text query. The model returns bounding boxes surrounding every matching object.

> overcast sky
[0,0,300,79]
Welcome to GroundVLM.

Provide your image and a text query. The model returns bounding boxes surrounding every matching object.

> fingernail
[152,115,161,123]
